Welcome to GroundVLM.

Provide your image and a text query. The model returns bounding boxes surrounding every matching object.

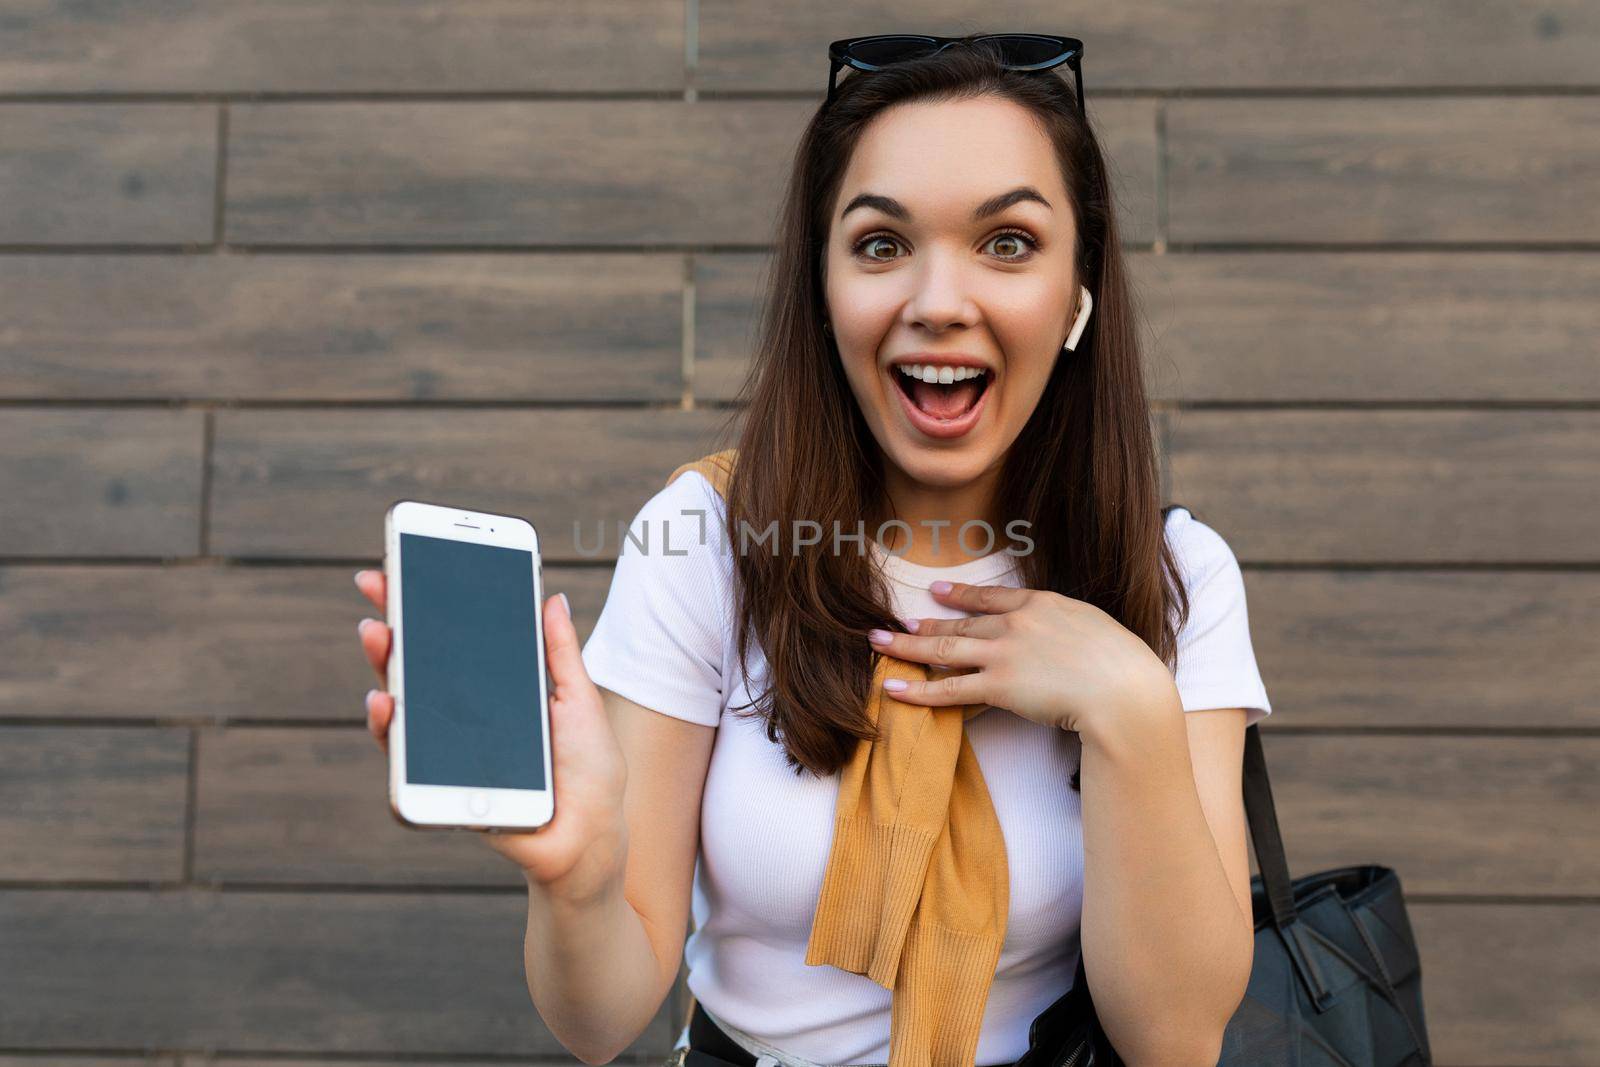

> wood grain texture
[696,1,1600,90]
[1259,734,1600,896]
[208,408,741,559]
[0,409,204,557]
[1167,98,1600,244]
[1131,251,1600,402]
[1413,903,1600,1065]
[0,253,685,401]
[194,725,529,886]
[1245,570,1600,728]
[0,888,679,1056]
[0,726,189,881]
[225,101,801,246]
[0,1,683,94]
[0,106,216,245]
[0,564,613,722]
[223,99,1157,247]
[1165,410,1600,562]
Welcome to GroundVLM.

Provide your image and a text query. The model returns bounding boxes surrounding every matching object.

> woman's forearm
[522,869,674,1065]
[1077,694,1255,1066]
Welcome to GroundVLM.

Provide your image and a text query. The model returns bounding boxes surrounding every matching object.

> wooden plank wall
[0,3,1595,1065]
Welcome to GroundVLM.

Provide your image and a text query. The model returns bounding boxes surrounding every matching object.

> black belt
[677,999,765,1066]
[672,1001,1012,1067]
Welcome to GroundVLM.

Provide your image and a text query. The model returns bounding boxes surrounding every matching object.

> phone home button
[468,790,491,817]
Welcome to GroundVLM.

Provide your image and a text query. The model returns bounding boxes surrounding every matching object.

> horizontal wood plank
[0,726,189,882]
[1165,410,1600,562]
[697,2,1600,91]
[208,408,741,559]
[194,726,524,885]
[0,253,684,401]
[0,410,204,557]
[225,101,802,246]
[1132,251,1600,402]
[0,889,679,1055]
[0,106,215,245]
[1167,98,1600,244]
[224,100,1157,246]
[1246,570,1600,728]
[0,1,682,94]
[1413,903,1600,1065]
[0,564,614,722]
[1259,734,1600,896]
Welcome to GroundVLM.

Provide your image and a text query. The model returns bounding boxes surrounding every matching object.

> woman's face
[824,95,1080,494]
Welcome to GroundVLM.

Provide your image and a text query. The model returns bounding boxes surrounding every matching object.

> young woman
[355,36,1271,1067]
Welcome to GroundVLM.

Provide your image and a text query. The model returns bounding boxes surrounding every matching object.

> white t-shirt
[580,470,1272,1065]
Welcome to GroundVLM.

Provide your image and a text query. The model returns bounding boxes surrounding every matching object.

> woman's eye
[850,228,1040,263]
[986,229,1040,260]
[853,234,903,261]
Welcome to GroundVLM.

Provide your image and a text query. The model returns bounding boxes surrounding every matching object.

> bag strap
[1243,707,1337,1010]
[1242,723,1297,926]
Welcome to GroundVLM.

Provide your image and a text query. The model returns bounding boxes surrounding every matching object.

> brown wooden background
[1,3,1596,1065]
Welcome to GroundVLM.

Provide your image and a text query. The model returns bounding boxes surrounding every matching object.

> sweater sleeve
[1165,507,1274,727]
[580,471,729,728]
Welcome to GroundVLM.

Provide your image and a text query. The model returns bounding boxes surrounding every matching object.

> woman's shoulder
[1162,504,1241,587]
[623,467,733,561]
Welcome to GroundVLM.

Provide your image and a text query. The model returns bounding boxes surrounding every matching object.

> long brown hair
[701,36,1188,779]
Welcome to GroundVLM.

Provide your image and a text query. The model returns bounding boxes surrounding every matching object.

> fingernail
[358,618,373,637]
[930,580,953,594]
[883,678,908,692]
[353,570,364,588]
[904,618,920,633]
[867,628,892,645]
[556,592,571,618]
[365,688,379,711]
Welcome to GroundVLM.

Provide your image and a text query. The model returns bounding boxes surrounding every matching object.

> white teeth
[896,363,988,384]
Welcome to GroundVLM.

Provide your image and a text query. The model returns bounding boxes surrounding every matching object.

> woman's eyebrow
[839,185,1053,222]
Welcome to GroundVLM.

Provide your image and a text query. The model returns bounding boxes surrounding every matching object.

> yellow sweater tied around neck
[666,449,1009,1067]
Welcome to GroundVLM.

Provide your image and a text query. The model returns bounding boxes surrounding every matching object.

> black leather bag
[1014,723,1434,1066]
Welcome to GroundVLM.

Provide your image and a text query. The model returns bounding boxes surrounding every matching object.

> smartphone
[383,499,554,832]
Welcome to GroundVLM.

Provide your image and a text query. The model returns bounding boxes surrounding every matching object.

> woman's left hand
[866,580,1181,745]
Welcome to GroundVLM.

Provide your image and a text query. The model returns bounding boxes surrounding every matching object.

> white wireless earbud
[1063,284,1094,352]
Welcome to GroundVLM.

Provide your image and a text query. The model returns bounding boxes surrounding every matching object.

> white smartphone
[383,499,554,832]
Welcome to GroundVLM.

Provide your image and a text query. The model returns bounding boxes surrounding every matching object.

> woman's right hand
[354,570,631,904]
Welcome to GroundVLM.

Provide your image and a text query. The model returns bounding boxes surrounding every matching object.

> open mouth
[890,364,993,439]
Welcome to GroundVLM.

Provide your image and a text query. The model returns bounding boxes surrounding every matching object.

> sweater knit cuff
[803,814,938,989]
[889,917,1006,1067]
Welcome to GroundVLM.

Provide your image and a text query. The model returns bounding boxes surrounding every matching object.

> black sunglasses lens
[845,36,941,67]
[985,34,1071,67]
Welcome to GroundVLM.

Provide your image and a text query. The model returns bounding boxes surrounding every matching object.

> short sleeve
[1165,508,1273,727]
[580,471,730,728]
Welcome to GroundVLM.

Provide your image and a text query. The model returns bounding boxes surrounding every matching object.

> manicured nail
[358,618,373,637]
[557,592,571,617]
[883,678,908,692]
[930,580,953,594]
[353,570,364,588]
[904,618,920,633]
[867,628,892,645]
[365,688,379,711]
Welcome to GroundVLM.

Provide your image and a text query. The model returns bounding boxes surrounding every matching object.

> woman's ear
[1063,284,1094,352]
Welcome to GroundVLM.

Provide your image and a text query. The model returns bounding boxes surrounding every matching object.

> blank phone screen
[398,532,547,790]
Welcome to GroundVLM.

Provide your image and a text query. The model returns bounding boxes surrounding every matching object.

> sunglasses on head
[825,33,1085,116]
